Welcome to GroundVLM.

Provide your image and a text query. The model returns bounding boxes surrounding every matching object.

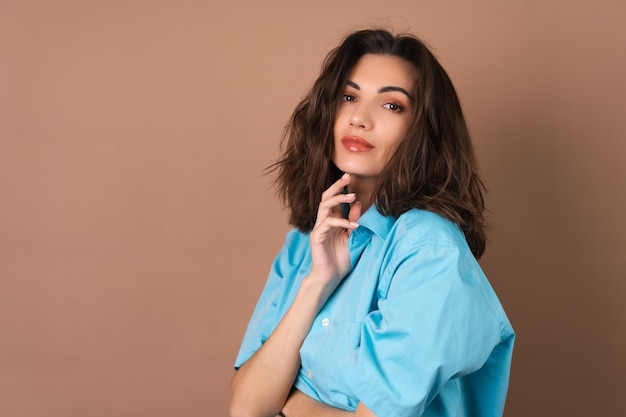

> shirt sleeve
[234,228,308,369]
[341,238,506,417]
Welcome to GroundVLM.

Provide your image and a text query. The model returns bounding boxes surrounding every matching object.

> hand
[308,173,362,290]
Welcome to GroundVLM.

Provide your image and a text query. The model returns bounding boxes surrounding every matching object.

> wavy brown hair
[269,29,487,258]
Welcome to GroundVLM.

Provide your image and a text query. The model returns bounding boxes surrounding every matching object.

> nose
[349,104,372,130]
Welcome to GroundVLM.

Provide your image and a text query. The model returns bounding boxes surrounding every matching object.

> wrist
[299,274,336,305]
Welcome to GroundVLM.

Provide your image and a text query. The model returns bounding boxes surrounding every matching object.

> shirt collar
[356,205,396,240]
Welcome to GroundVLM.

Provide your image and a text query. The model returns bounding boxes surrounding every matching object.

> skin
[332,53,415,211]
[229,54,415,417]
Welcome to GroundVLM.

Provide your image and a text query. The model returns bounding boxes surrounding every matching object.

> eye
[341,94,356,102]
[384,102,404,112]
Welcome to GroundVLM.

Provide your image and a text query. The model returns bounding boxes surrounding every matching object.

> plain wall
[1,1,625,416]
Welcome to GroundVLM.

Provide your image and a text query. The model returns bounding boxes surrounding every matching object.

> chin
[332,158,356,175]
[332,158,369,176]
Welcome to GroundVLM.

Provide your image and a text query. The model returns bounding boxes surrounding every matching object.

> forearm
[230,278,333,417]
[282,389,376,417]
[281,389,354,417]
[231,174,359,417]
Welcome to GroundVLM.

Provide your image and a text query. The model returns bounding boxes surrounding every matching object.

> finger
[318,192,356,212]
[316,193,357,225]
[312,216,359,239]
[348,201,362,223]
[324,216,359,230]
[320,172,352,202]
[346,201,362,236]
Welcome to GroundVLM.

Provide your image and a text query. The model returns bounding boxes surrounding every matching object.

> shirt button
[307,369,313,379]
[321,318,330,327]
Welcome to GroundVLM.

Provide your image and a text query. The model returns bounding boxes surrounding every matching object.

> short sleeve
[341,239,506,417]
[234,229,308,369]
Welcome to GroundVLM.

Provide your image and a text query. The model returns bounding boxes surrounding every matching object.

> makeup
[340,135,374,152]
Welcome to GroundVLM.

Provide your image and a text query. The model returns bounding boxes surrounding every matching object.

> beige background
[1,1,625,416]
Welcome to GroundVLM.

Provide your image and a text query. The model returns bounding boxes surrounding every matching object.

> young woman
[230,29,514,417]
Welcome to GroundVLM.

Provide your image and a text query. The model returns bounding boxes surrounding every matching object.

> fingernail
[350,222,360,228]
[342,172,350,179]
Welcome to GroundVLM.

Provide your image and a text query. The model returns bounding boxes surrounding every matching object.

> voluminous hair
[269,29,488,258]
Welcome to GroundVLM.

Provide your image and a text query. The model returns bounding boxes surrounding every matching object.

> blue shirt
[235,206,515,417]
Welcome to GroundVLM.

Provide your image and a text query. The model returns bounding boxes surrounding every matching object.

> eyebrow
[346,80,413,101]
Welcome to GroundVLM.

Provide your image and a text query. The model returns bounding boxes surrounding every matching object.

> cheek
[333,115,347,142]
[393,119,411,144]
[383,127,408,157]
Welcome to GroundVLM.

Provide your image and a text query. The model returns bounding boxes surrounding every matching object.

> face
[332,54,415,179]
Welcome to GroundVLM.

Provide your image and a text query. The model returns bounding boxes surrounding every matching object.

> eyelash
[341,94,404,113]
[384,102,404,112]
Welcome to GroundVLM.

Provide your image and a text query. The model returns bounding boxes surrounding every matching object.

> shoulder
[390,208,468,254]
[272,228,311,272]
[284,228,310,250]
[377,209,478,296]
[382,209,513,338]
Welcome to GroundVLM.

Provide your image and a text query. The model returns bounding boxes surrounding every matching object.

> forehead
[348,54,416,89]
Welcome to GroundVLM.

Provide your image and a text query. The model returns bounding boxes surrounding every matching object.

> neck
[347,175,377,213]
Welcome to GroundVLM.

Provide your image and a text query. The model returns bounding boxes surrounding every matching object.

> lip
[340,135,375,152]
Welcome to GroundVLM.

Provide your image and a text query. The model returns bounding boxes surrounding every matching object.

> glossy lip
[340,135,375,152]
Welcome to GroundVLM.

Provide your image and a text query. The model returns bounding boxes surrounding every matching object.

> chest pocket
[299,319,362,409]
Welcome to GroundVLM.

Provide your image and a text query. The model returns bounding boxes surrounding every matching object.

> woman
[230,29,514,417]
